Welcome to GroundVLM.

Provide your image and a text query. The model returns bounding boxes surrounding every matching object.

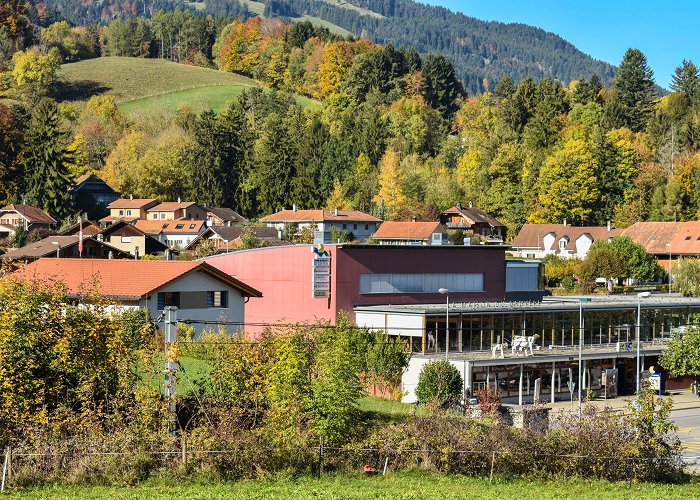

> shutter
[221,291,228,308]
[206,291,213,308]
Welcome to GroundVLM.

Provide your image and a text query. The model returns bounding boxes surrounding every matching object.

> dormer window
[559,238,568,250]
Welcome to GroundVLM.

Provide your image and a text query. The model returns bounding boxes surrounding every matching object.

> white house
[510,223,620,259]
[260,207,381,241]
[12,258,262,336]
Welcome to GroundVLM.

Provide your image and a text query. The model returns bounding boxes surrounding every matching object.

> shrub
[415,360,463,407]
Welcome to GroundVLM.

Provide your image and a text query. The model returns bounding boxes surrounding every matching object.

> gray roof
[2,235,129,260]
[207,207,246,223]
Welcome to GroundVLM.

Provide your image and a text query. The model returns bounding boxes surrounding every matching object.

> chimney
[130,194,133,200]
[468,201,473,208]
[277,228,284,240]
[177,196,181,204]
[293,203,297,212]
[334,208,339,216]
[412,216,417,222]
[108,251,113,259]
[134,246,139,260]
[607,220,611,231]
[563,218,567,226]
[456,202,461,210]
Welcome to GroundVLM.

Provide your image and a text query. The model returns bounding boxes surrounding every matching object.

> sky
[425,1,700,89]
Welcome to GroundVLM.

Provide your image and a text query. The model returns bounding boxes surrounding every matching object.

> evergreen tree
[612,48,656,132]
[670,60,699,102]
[23,98,73,221]
[422,54,464,119]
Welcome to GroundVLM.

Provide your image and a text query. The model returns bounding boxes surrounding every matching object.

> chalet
[186,226,290,253]
[511,223,620,259]
[70,174,120,206]
[100,198,159,226]
[373,221,450,246]
[206,207,247,227]
[146,201,208,221]
[134,219,207,249]
[440,203,507,241]
[1,235,130,263]
[261,207,381,242]
[12,259,262,336]
[99,221,171,257]
[0,204,56,238]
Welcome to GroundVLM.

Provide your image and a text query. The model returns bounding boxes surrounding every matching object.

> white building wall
[575,234,594,258]
[355,311,424,337]
[401,357,471,403]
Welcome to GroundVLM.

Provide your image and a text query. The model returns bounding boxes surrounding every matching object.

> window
[161,213,166,220]
[365,224,369,230]
[175,224,184,229]
[353,224,358,230]
[157,292,180,309]
[343,223,347,230]
[127,210,132,216]
[685,235,692,240]
[119,210,124,216]
[121,236,131,243]
[162,223,169,229]
[558,238,568,250]
[189,223,196,229]
[152,213,157,219]
[207,291,228,308]
[360,273,484,294]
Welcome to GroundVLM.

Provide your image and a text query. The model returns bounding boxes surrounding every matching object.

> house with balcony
[12,258,262,336]
[0,204,56,238]
[511,223,620,259]
[260,207,381,241]
[372,221,450,246]
[439,203,507,241]
[100,198,159,227]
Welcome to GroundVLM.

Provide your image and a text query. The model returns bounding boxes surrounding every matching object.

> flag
[78,218,83,257]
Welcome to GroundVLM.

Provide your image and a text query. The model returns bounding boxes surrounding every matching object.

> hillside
[44,0,618,94]
[55,57,316,112]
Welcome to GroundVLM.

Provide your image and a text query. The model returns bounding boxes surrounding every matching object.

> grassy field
[5,471,699,499]
[56,57,318,113]
[293,15,354,36]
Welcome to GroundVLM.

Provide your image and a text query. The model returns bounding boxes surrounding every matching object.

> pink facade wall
[205,245,506,334]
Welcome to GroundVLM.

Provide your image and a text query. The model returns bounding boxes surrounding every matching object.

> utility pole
[164,306,178,435]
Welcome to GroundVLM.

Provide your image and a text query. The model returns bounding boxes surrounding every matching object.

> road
[672,407,700,458]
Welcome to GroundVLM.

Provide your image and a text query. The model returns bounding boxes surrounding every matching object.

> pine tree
[612,48,656,132]
[422,54,464,119]
[23,98,73,221]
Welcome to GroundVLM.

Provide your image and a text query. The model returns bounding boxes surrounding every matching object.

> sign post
[312,245,331,299]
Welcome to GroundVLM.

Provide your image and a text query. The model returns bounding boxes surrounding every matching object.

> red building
[204,244,506,333]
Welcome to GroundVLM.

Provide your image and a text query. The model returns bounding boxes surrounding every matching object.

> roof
[11,258,262,300]
[134,219,206,235]
[260,209,381,223]
[59,221,102,236]
[511,224,620,251]
[206,207,246,223]
[107,198,158,209]
[373,221,444,240]
[443,205,506,228]
[72,174,118,191]
[1,236,127,260]
[186,226,290,250]
[146,202,200,212]
[0,204,56,224]
[622,221,700,255]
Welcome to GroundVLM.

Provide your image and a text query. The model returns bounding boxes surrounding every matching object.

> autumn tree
[0,103,25,203]
[11,47,61,99]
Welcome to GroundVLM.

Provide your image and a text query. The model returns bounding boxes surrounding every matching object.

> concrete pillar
[518,363,524,406]
[458,314,463,352]
[551,361,556,404]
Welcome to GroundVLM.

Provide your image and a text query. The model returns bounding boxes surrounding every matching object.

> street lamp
[554,296,590,415]
[666,243,672,297]
[636,291,652,393]
[438,288,449,360]
[51,241,60,258]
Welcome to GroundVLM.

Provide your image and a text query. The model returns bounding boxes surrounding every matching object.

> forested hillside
[39,0,617,94]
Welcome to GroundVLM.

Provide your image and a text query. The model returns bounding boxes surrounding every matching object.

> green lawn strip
[358,396,428,421]
[139,353,212,397]
[119,85,252,114]
[5,472,698,499]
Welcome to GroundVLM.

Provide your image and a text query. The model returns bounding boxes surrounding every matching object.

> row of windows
[359,273,484,294]
[157,291,229,309]
[341,223,370,231]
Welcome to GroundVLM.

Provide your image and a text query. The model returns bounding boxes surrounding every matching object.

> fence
[2,441,697,490]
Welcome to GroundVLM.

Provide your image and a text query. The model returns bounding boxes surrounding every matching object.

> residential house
[134,219,207,249]
[186,226,290,253]
[70,174,120,206]
[510,223,620,259]
[206,207,247,227]
[261,207,381,242]
[12,258,262,336]
[99,221,171,257]
[440,203,508,241]
[0,204,56,238]
[146,201,208,221]
[2,235,131,263]
[621,221,700,271]
[372,221,450,246]
[100,198,159,227]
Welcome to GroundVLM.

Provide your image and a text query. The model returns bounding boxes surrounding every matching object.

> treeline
[43,0,618,95]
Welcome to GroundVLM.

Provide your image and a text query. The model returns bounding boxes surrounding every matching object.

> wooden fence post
[489,451,496,483]
[181,436,188,471]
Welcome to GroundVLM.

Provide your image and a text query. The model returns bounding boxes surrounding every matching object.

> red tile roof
[134,219,206,234]
[107,199,159,209]
[622,221,700,255]
[512,224,620,251]
[146,202,200,212]
[373,221,444,240]
[260,209,381,223]
[0,204,56,224]
[12,258,262,299]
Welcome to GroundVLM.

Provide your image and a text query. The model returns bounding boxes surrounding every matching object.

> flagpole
[78,217,83,258]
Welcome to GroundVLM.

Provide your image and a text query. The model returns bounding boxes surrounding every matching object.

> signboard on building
[312,245,331,299]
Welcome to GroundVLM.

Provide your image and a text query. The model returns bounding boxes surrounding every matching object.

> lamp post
[439,288,449,360]
[636,291,652,393]
[51,241,60,258]
[666,243,672,297]
[556,296,590,416]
